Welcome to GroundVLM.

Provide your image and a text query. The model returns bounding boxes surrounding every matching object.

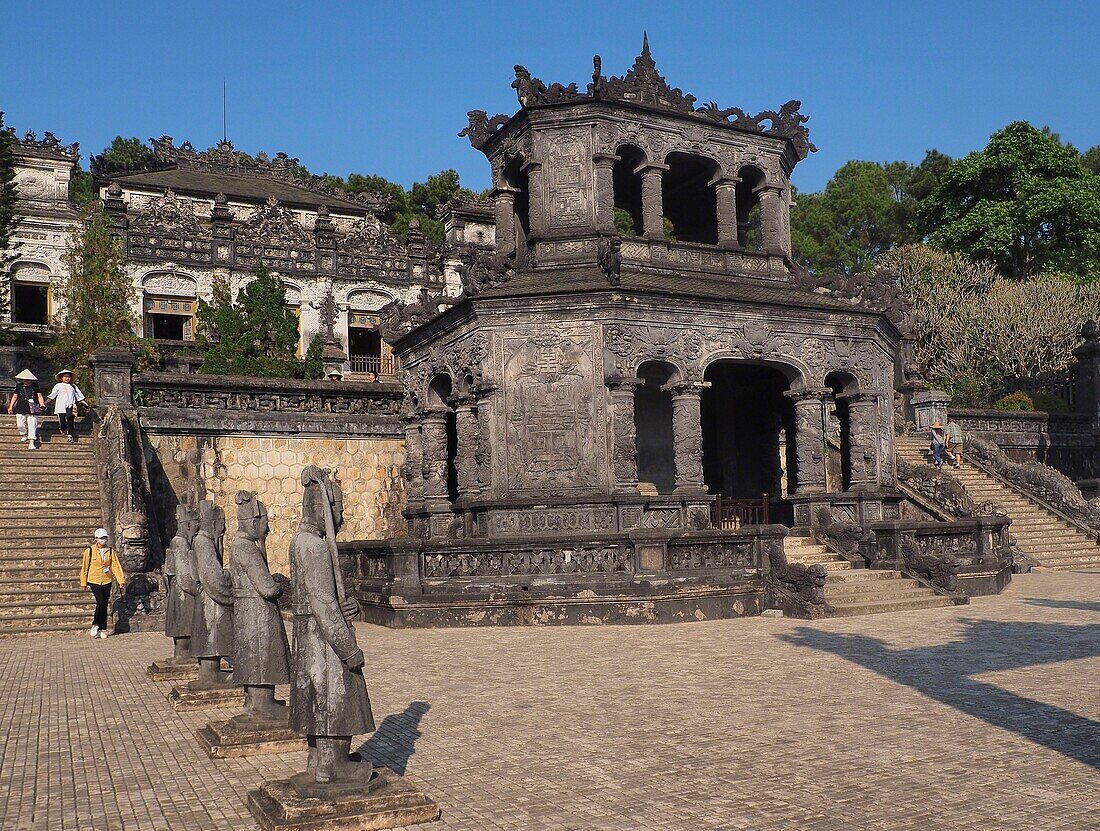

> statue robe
[288,526,374,737]
[164,534,196,639]
[229,534,290,686]
[190,530,235,658]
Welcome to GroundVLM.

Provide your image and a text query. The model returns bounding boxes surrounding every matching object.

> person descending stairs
[0,415,102,635]
[783,535,955,617]
[896,437,1100,571]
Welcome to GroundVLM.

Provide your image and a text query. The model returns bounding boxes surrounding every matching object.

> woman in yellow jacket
[80,528,126,639]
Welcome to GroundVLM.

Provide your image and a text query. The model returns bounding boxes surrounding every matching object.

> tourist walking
[80,528,126,639]
[945,418,964,468]
[7,369,46,450]
[47,369,86,443]
[929,421,948,468]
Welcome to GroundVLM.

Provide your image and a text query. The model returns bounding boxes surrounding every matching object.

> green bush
[1027,391,1070,414]
[993,391,1035,411]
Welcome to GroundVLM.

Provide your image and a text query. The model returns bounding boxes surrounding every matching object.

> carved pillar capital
[473,385,497,496]
[449,397,480,500]
[491,186,519,259]
[838,391,882,489]
[663,380,710,493]
[636,163,669,240]
[594,154,620,233]
[784,387,829,494]
[754,184,789,257]
[607,376,645,493]
[710,176,741,250]
[420,408,451,508]
[521,161,545,238]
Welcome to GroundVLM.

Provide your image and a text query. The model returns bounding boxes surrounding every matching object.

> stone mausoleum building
[342,41,958,626]
[5,131,448,377]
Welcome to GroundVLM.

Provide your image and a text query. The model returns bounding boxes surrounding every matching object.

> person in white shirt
[47,369,86,443]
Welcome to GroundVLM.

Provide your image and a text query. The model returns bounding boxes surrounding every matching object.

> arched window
[825,371,860,491]
[428,375,459,504]
[612,145,645,235]
[9,262,52,325]
[736,166,766,250]
[502,157,530,255]
[634,361,677,493]
[662,153,720,244]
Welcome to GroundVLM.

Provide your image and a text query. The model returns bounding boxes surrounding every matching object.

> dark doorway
[12,283,49,325]
[349,327,382,373]
[701,362,794,518]
[663,153,719,244]
[147,313,186,340]
[613,145,645,235]
[634,361,676,493]
[736,166,765,250]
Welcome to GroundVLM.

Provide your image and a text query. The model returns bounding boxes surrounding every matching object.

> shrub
[993,391,1034,411]
[1027,391,1070,414]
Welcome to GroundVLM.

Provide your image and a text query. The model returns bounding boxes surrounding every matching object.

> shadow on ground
[355,700,430,775]
[781,617,1100,770]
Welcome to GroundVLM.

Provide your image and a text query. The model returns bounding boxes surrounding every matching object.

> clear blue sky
[2,0,1097,195]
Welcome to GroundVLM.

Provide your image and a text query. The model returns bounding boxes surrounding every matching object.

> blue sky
[2,1,1097,195]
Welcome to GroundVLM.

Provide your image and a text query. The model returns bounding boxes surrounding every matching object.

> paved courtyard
[1,572,1097,831]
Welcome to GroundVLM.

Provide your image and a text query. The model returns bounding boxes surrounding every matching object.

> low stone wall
[131,372,407,575]
[949,408,1096,480]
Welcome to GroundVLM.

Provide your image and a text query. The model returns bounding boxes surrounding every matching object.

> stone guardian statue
[164,502,198,661]
[229,490,291,719]
[187,500,235,689]
[289,466,376,784]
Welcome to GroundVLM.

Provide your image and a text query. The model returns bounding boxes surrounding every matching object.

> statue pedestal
[147,657,198,682]
[167,678,243,711]
[247,767,440,831]
[197,713,305,758]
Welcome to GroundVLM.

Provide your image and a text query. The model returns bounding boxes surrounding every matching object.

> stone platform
[147,657,198,681]
[248,767,440,831]
[167,682,244,711]
[197,714,305,758]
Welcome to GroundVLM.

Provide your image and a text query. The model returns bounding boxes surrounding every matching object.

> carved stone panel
[545,131,592,230]
[489,507,617,537]
[667,540,755,570]
[502,328,603,494]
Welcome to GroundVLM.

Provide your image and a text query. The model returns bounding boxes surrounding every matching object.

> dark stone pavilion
[340,41,994,625]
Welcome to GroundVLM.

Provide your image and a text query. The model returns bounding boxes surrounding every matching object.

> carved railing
[711,494,769,530]
[348,354,396,376]
[964,435,1100,540]
[133,371,403,416]
[868,517,1014,598]
[949,408,1096,480]
[614,236,789,280]
[1002,369,1076,409]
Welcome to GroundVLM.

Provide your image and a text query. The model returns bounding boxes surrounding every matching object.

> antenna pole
[222,80,227,143]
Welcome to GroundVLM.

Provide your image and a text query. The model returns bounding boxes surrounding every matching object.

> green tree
[0,113,20,344]
[302,333,325,380]
[96,136,156,169]
[920,121,1100,279]
[51,201,151,377]
[1081,145,1100,176]
[195,263,303,377]
[69,168,94,207]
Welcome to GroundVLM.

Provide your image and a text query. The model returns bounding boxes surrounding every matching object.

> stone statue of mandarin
[163,503,198,662]
[185,500,235,689]
[289,466,376,784]
[229,490,291,720]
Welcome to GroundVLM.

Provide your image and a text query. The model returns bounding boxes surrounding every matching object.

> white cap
[94,528,109,539]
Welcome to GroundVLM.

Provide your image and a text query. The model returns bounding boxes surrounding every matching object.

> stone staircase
[896,437,1100,571]
[0,416,102,636]
[784,535,955,617]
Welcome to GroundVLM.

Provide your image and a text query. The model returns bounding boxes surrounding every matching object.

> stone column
[637,163,670,240]
[911,390,951,432]
[491,186,518,259]
[474,384,498,496]
[712,176,740,249]
[839,392,881,490]
[90,347,136,408]
[756,184,787,257]
[607,376,645,492]
[522,161,545,239]
[451,396,480,501]
[401,413,425,509]
[784,387,829,494]
[593,153,619,233]
[420,408,451,510]
[663,380,711,493]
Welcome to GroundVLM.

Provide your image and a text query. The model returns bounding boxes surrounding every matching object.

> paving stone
[0,572,1097,830]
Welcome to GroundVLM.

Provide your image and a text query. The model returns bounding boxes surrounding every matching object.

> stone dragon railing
[965,434,1100,539]
[895,456,1006,520]
[761,535,833,619]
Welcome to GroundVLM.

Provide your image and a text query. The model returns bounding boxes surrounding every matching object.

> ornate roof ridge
[5,128,80,160]
[91,135,386,212]
[469,34,816,160]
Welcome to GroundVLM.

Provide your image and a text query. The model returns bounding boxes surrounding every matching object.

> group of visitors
[929,419,964,469]
[325,367,380,383]
[6,368,87,449]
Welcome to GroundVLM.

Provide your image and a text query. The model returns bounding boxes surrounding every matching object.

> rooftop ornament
[461,34,818,160]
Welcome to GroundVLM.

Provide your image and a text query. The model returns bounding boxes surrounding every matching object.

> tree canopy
[0,112,20,344]
[920,121,1100,279]
[195,263,304,378]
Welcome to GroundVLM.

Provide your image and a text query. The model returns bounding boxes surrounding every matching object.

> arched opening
[662,153,720,244]
[736,166,766,251]
[502,157,530,255]
[825,371,860,492]
[612,145,645,236]
[634,360,677,494]
[702,361,796,525]
[428,375,459,504]
[9,274,50,325]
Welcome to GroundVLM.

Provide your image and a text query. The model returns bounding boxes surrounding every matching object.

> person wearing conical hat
[6,369,46,450]
[46,368,86,444]
[929,421,947,469]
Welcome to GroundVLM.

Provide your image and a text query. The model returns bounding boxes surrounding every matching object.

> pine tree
[50,201,144,376]
[0,112,21,345]
[195,263,303,377]
[303,333,325,379]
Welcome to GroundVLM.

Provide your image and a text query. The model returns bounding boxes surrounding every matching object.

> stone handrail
[964,435,1100,539]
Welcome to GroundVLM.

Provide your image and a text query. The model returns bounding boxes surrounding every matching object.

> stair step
[830,596,956,616]
[0,610,91,634]
[827,569,902,582]
[827,587,939,603]
[0,598,93,615]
